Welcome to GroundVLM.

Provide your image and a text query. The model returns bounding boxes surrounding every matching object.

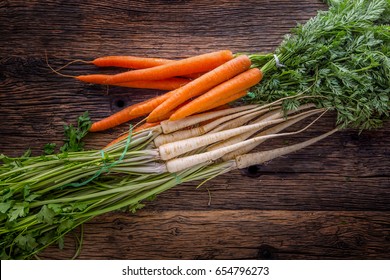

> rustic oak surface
[0,0,389,259]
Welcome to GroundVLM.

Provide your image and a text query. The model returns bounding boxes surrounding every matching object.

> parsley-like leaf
[8,202,29,221]
[43,143,57,155]
[57,220,74,234]
[0,202,13,214]
[14,234,38,251]
[60,111,91,153]
[37,205,56,225]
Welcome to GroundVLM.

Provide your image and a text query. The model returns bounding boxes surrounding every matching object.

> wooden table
[1,0,389,259]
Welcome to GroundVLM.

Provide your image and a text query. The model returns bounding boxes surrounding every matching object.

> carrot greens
[249,0,390,130]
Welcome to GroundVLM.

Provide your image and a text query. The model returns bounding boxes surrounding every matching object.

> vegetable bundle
[1,0,389,259]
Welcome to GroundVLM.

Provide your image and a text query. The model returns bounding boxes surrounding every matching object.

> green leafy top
[60,111,91,152]
[250,0,390,130]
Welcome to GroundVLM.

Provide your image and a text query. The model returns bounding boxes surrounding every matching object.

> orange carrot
[169,68,262,120]
[75,74,111,84]
[126,90,177,118]
[197,91,248,113]
[90,91,175,132]
[104,122,161,148]
[82,57,207,79]
[147,107,177,123]
[104,50,233,84]
[76,74,190,90]
[116,78,190,90]
[92,56,172,69]
[146,55,251,123]
[146,99,193,123]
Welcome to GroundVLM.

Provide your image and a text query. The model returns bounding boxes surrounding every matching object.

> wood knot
[113,218,125,231]
[240,164,263,178]
[111,97,127,110]
[257,244,278,260]
[171,227,181,236]
[335,240,349,249]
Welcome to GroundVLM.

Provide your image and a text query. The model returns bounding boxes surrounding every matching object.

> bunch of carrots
[63,50,263,137]
[2,0,388,259]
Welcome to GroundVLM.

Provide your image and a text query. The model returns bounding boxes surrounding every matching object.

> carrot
[75,74,111,84]
[104,122,161,148]
[92,56,172,69]
[116,78,190,90]
[89,91,175,132]
[146,99,195,123]
[103,50,234,84]
[46,56,170,72]
[127,90,177,118]
[169,68,262,121]
[146,55,252,123]
[197,90,248,114]
[76,74,190,90]
[78,57,207,79]
[92,57,207,78]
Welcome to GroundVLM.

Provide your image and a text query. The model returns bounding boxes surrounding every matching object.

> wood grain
[1,0,389,259]
[39,210,390,260]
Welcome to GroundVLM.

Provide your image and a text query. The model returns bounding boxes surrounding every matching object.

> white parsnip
[154,105,264,147]
[154,126,206,148]
[235,128,339,169]
[206,108,286,151]
[222,108,325,160]
[206,108,271,134]
[159,94,307,134]
[207,104,317,152]
[164,109,328,172]
[160,105,258,134]
[165,129,299,173]
[158,118,287,160]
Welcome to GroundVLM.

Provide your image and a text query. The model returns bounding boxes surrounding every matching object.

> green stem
[29,175,172,208]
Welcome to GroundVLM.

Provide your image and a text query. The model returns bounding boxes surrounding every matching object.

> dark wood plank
[39,210,390,260]
[1,0,389,259]
[0,0,327,57]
